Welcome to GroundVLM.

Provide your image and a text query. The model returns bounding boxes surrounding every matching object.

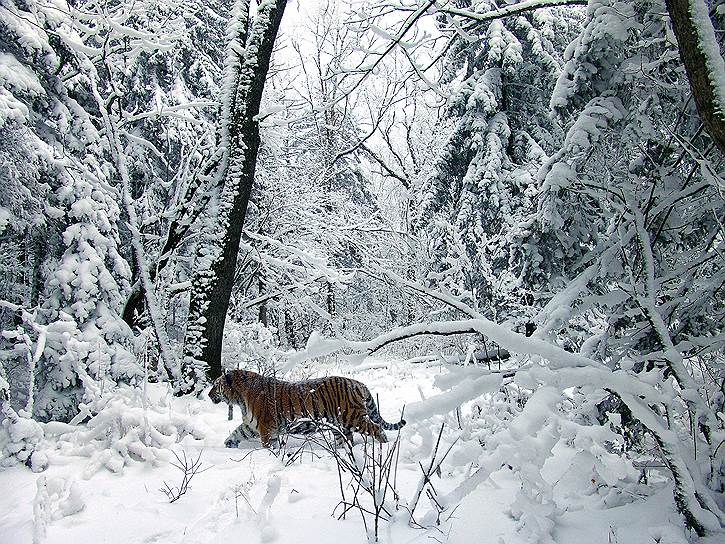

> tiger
[208,369,406,449]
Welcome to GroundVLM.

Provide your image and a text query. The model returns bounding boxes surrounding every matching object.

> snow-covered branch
[282,316,608,372]
[434,0,587,27]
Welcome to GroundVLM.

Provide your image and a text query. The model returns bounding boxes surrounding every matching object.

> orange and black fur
[209,369,406,448]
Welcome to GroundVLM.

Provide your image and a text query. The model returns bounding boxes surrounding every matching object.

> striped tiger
[208,369,406,448]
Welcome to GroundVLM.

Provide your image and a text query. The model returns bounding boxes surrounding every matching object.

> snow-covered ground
[0,358,687,543]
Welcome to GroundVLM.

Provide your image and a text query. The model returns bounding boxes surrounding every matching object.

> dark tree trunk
[285,309,296,349]
[27,233,43,308]
[666,0,725,154]
[180,0,288,392]
[258,277,268,327]
[122,281,143,328]
[326,281,336,318]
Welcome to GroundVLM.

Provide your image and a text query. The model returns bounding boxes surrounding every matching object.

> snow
[0,52,45,126]
[405,372,502,422]
[0,407,46,471]
[0,53,44,96]
[284,316,611,374]
[2,0,722,540]
[555,487,688,544]
[0,206,10,234]
[0,358,695,544]
[33,475,85,542]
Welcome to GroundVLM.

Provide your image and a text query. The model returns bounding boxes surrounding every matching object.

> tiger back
[208,369,406,448]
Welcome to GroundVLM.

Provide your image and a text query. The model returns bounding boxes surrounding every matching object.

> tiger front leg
[257,421,275,449]
[224,423,258,448]
[335,428,354,447]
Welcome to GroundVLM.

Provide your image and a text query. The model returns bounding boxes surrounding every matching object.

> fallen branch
[281,318,608,373]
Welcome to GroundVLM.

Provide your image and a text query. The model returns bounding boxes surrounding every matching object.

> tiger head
[208,372,233,404]
[208,369,258,405]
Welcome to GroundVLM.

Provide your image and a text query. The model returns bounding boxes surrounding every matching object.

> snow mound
[33,476,85,542]
[0,405,47,472]
[43,386,206,478]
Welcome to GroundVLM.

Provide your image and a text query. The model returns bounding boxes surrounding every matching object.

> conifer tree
[414,2,581,329]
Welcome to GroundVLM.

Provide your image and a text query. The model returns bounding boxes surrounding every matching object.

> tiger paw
[224,437,240,448]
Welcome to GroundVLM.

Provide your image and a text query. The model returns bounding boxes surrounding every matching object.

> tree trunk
[180,0,288,393]
[666,0,725,154]
[285,309,296,349]
[258,275,268,326]
[122,280,143,328]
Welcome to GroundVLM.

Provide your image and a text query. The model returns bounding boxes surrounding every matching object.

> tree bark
[180,0,288,392]
[666,0,725,154]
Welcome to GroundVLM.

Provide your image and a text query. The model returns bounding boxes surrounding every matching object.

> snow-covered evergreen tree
[413,2,582,332]
[1,0,141,420]
[33,168,139,422]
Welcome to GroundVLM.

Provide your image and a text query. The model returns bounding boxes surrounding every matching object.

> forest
[0,0,724,542]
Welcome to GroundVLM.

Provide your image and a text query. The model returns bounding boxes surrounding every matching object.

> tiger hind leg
[357,419,388,443]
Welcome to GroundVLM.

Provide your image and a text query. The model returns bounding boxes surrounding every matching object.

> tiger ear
[224,371,232,387]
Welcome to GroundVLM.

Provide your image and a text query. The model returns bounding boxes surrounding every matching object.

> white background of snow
[0,358,687,543]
